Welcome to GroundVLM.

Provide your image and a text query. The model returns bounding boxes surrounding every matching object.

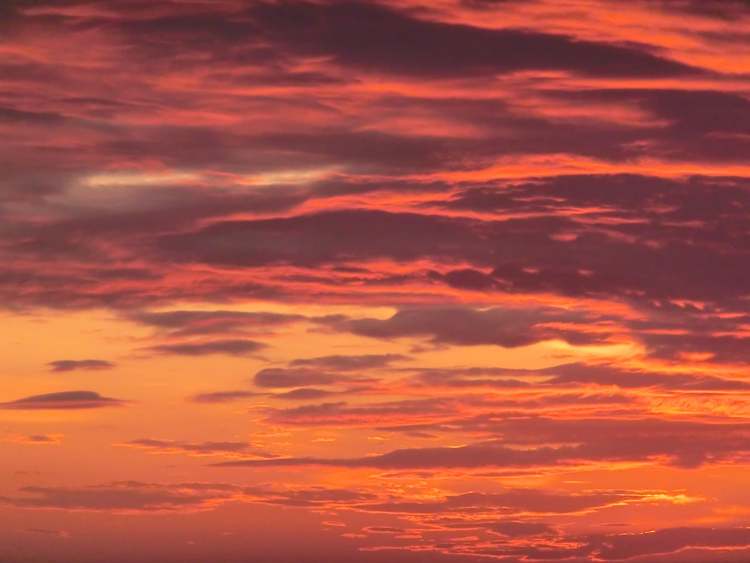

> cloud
[0,482,238,512]
[218,416,750,469]
[23,527,70,538]
[253,367,371,388]
[48,359,115,372]
[0,391,126,410]
[2,2,750,561]
[146,339,267,357]
[586,526,750,561]
[325,306,612,348]
[127,309,305,337]
[543,90,750,162]
[436,524,750,561]
[245,486,376,508]
[413,369,532,389]
[156,209,481,268]
[289,354,408,371]
[271,388,340,400]
[119,439,271,458]
[487,520,555,537]
[433,174,750,313]
[0,481,375,514]
[540,362,750,391]
[251,1,702,78]
[263,392,634,426]
[215,443,579,470]
[358,489,636,515]
[413,362,750,392]
[5,434,63,445]
[642,0,750,19]
[264,398,456,426]
[7,171,750,330]
[189,390,261,404]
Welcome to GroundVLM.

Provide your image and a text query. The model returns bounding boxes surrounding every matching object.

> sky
[2,0,750,561]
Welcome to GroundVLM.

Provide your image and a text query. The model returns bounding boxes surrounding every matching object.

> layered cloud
[2,0,750,562]
[144,339,266,357]
[219,416,750,469]
[0,391,126,410]
[48,360,115,373]
[119,438,272,458]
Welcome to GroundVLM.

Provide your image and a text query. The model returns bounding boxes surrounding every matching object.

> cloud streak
[0,391,126,410]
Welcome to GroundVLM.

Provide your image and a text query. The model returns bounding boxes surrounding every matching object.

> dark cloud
[449,525,750,561]
[487,520,555,537]
[189,390,261,404]
[0,482,238,512]
[271,388,340,400]
[27,435,57,443]
[264,398,455,426]
[251,1,702,78]
[156,209,482,268]
[247,486,375,508]
[0,480,376,514]
[10,434,62,445]
[289,354,408,371]
[414,370,532,389]
[146,339,266,357]
[127,309,305,337]
[7,171,750,329]
[642,0,750,19]
[264,392,634,425]
[414,362,750,391]
[635,328,750,364]
[543,90,750,162]
[541,363,750,391]
[219,416,750,469]
[0,391,126,410]
[359,489,634,515]
[254,367,370,388]
[435,174,750,312]
[0,106,67,125]
[326,306,611,348]
[121,439,269,457]
[148,176,750,334]
[48,359,115,372]
[442,174,750,218]
[3,2,750,561]
[587,526,750,561]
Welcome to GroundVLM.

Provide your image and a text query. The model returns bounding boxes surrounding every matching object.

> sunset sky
[2,1,750,561]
